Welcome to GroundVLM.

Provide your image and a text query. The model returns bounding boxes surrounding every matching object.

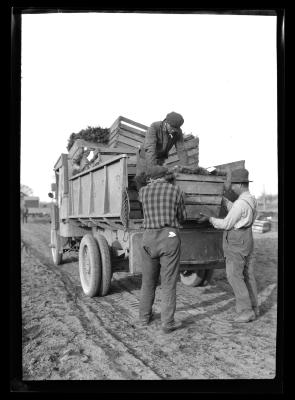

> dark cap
[231,168,253,183]
[165,112,184,129]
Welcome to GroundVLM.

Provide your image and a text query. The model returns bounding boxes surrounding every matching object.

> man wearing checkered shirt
[135,168,186,333]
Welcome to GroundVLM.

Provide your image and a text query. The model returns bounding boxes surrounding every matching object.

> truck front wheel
[50,228,63,266]
[79,234,102,297]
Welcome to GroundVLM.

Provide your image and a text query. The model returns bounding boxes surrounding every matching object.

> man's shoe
[234,310,256,323]
[253,307,260,318]
[134,313,155,328]
[161,320,182,334]
[135,319,150,328]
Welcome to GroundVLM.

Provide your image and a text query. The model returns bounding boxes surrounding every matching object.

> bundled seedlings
[67,126,110,151]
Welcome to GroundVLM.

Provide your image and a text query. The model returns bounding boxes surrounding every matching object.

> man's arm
[144,123,158,166]
[175,133,189,165]
[209,201,242,230]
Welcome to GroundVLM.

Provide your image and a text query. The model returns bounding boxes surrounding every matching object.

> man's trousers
[223,227,258,314]
[139,227,181,325]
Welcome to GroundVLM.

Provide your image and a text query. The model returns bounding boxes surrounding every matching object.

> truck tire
[180,269,214,287]
[79,234,102,297]
[50,228,63,266]
[94,233,112,296]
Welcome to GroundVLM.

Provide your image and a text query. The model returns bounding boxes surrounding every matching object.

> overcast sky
[20,12,278,202]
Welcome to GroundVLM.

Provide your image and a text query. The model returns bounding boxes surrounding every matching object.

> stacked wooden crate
[109,116,148,149]
[252,219,271,233]
[175,173,225,220]
[165,135,199,168]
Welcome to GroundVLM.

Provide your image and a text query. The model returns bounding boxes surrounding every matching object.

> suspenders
[240,198,255,228]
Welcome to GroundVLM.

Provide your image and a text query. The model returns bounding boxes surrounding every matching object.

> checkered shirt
[138,181,186,229]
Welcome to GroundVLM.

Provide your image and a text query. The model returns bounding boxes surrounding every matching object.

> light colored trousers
[223,228,258,314]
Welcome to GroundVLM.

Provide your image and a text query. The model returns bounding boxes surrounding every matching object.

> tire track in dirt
[21,222,278,379]
[21,246,161,380]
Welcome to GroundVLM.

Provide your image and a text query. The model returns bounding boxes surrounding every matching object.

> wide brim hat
[165,112,184,129]
[230,168,253,183]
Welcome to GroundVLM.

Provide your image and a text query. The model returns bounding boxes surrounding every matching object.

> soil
[20,219,278,380]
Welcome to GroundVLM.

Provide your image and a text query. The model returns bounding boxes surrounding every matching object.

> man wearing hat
[134,166,186,333]
[199,168,259,323]
[136,112,189,179]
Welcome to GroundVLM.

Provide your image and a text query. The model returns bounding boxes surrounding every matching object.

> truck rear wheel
[94,233,112,296]
[79,234,101,297]
[180,269,214,287]
[50,228,63,265]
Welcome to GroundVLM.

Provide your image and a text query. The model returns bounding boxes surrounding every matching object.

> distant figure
[22,207,28,223]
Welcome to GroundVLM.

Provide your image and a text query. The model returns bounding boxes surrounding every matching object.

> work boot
[134,313,154,329]
[161,320,182,334]
[134,319,150,328]
[253,307,260,318]
[234,310,256,323]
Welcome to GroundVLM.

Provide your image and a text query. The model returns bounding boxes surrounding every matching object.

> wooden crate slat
[109,127,121,142]
[176,173,225,183]
[109,116,121,133]
[127,166,137,175]
[185,204,221,219]
[184,194,222,205]
[213,160,245,173]
[110,140,137,150]
[165,156,198,168]
[116,128,145,145]
[119,123,147,137]
[129,210,143,219]
[127,156,137,164]
[177,180,224,195]
[110,135,142,149]
[119,116,149,131]
[127,190,140,201]
[129,201,142,210]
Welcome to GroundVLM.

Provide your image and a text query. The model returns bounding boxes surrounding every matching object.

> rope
[121,188,130,230]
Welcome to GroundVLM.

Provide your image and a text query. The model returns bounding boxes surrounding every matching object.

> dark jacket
[142,121,188,167]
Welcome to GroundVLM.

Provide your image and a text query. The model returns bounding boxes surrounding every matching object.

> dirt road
[21,220,278,380]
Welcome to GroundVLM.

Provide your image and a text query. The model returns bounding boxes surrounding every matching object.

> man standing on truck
[136,112,189,179]
[134,167,186,333]
[199,168,259,323]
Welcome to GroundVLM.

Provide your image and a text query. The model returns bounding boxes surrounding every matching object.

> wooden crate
[213,160,245,173]
[175,173,224,220]
[252,220,271,233]
[165,135,199,167]
[109,116,148,149]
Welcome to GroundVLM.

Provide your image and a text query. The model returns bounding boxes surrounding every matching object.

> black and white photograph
[12,7,284,393]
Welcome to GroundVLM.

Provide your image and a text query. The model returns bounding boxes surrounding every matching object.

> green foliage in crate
[67,126,110,151]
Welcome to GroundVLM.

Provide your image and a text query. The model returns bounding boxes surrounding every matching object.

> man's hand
[198,212,210,223]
